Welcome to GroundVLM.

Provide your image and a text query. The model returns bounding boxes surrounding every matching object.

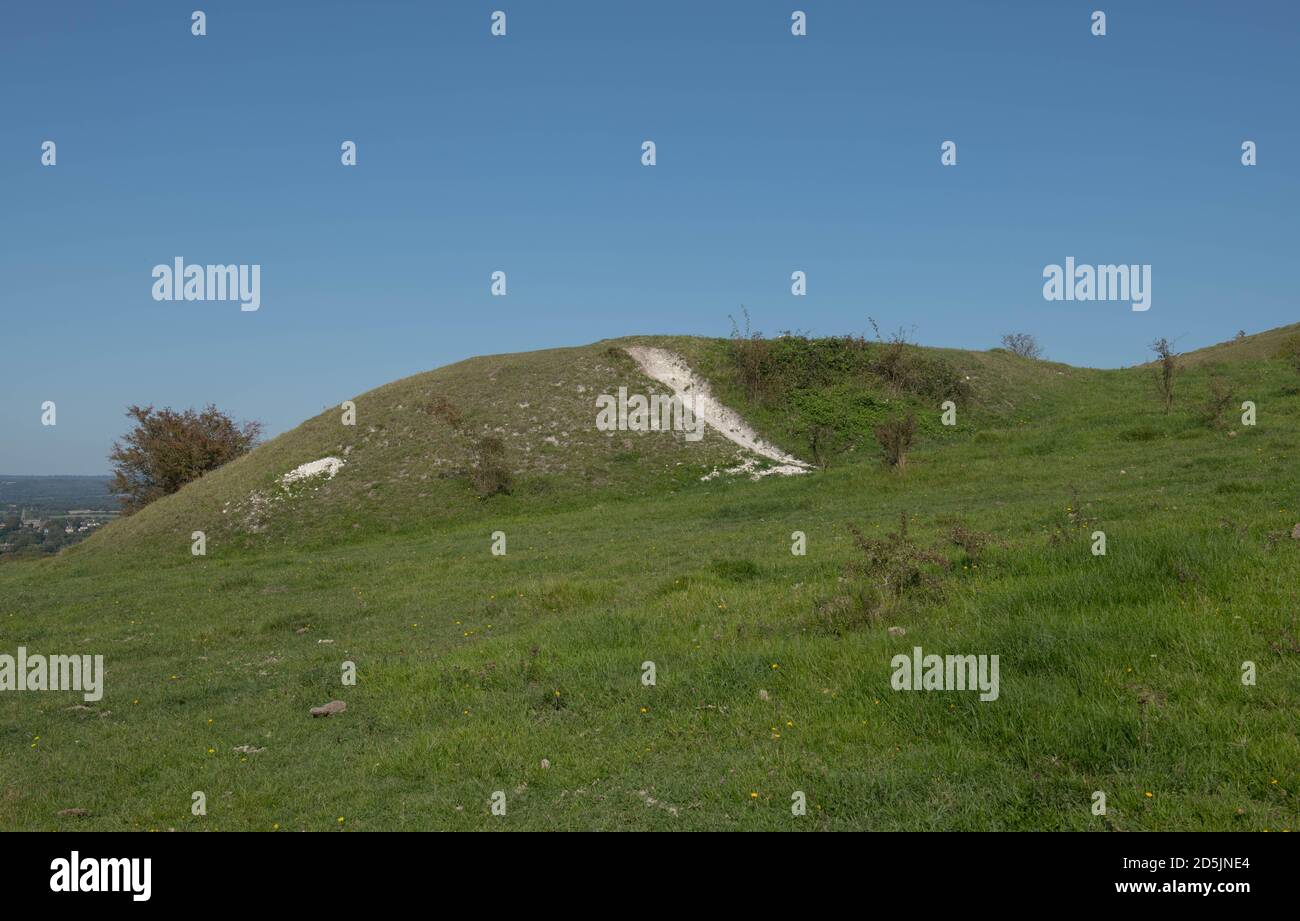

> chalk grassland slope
[1150,322,1300,369]
[0,331,1298,830]
[70,333,1093,564]
[83,341,748,559]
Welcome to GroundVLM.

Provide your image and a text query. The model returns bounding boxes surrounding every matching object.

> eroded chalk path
[623,346,810,477]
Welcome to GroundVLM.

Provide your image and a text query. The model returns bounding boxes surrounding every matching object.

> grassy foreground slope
[1,332,1298,830]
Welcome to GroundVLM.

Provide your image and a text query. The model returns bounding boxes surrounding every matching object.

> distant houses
[1,499,117,559]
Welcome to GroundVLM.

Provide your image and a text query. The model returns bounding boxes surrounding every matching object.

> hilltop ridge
[67,323,1298,561]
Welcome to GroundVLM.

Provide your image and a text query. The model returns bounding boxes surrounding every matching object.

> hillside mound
[70,323,1296,560]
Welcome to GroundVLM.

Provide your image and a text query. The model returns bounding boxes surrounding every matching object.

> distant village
[0,506,120,559]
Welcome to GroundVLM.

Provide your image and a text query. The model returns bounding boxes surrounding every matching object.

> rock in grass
[310,700,347,718]
[1291,523,1300,540]
[888,626,907,637]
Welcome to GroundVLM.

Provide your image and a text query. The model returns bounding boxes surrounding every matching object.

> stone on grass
[311,700,347,718]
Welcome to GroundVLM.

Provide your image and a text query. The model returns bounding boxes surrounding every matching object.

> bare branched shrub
[1000,333,1043,359]
[874,413,916,470]
[1150,337,1179,413]
[469,434,512,497]
[426,396,510,496]
[1198,373,1235,429]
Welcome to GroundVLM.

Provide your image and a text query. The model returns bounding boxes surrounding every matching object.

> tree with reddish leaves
[108,405,262,513]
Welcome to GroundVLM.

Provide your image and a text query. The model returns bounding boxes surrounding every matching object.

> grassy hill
[1150,321,1300,368]
[2,329,1298,830]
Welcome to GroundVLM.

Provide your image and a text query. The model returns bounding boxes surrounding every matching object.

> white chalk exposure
[280,457,346,486]
[623,346,810,478]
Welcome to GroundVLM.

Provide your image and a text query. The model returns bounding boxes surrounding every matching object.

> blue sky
[3,1,1296,474]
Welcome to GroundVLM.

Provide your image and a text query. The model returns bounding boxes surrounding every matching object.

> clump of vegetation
[427,395,466,430]
[1198,373,1236,429]
[1119,424,1162,442]
[1150,337,1179,413]
[852,514,949,600]
[468,434,512,497]
[711,321,967,469]
[711,558,761,582]
[604,345,634,367]
[866,317,971,401]
[109,404,262,513]
[728,308,777,403]
[808,424,837,470]
[850,514,950,597]
[1001,333,1043,359]
[948,523,996,565]
[426,395,511,496]
[874,413,916,470]
[1276,333,1300,376]
[868,317,915,393]
[1048,488,1098,546]
[813,513,952,635]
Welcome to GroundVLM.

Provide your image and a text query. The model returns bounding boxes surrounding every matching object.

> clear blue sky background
[3,1,1296,474]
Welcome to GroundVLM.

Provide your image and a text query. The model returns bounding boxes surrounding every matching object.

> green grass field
[2,328,1298,830]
